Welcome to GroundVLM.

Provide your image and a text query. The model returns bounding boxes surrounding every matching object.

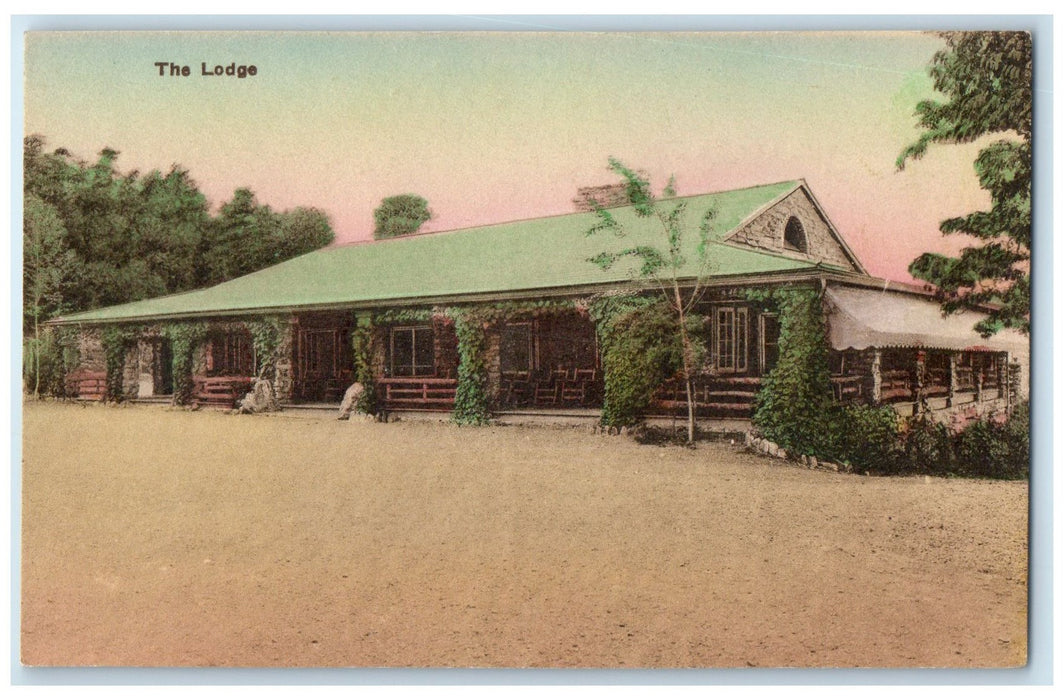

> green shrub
[595,300,682,427]
[23,332,70,398]
[825,404,901,472]
[953,402,1029,479]
[896,411,957,475]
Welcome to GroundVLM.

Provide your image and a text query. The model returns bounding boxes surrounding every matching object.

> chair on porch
[533,369,560,406]
[502,371,532,406]
[561,368,596,405]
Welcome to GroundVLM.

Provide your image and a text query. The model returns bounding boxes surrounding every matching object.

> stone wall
[484,329,502,405]
[272,318,296,402]
[727,188,858,270]
[76,327,105,371]
[433,315,459,378]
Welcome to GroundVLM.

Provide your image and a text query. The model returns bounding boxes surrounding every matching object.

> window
[783,216,808,253]
[207,331,255,376]
[715,306,748,373]
[500,322,534,373]
[390,326,435,377]
[302,329,338,376]
[760,313,780,373]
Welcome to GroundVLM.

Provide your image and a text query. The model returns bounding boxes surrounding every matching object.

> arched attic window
[783,216,808,253]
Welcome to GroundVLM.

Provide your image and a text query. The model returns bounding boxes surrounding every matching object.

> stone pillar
[273,316,296,403]
[122,343,140,398]
[484,328,502,406]
[870,348,882,405]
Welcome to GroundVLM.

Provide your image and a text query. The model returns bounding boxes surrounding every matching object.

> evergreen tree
[897,31,1032,336]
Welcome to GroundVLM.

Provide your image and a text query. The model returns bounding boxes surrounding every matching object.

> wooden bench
[65,370,107,400]
[193,376,254,408]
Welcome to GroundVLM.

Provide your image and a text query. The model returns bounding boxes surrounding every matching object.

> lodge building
[52,179,1028,422]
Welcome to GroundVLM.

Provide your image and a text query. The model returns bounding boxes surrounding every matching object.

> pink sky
[23,31,1000,283]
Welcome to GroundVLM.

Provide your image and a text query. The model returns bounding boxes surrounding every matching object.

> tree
[373,194,431,240]
[197,189,335,286]
[585,158,716,444]
[897,31,1032,336]
[23,193,77,397]
[22,135,337,395]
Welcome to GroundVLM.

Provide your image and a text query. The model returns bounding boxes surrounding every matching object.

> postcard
[19,27,1034,671]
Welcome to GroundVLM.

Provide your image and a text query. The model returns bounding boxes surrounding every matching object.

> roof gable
[724,182,865,273]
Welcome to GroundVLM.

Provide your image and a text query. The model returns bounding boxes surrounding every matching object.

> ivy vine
[588,293,682,427]
[100,325,138,402]
[162,321,209,406]
[748,286,834,457]
[373,307,435,325]
[448,307,492,425]
[246,317,286,379]
[350,314,378,415]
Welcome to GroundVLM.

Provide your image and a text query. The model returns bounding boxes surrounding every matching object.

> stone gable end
[726,187,860,271]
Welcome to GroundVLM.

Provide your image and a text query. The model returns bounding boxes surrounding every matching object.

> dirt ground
[20,401,1028,668]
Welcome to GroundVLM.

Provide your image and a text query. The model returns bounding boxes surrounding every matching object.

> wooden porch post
[912,350,926,415]
[870,348,882,404]
[997,353,1007,400]
[947,352,959,408]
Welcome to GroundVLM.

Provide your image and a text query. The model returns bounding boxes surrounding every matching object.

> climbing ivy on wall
[100,325,138,402]
[588,294,683,428]
[373,301,579,424]
[749,286,834,457]
[246,317,286,379]
[350,314,378,415]
[448,307,492,425]
[162,322,209,406]
[374,308,435,325]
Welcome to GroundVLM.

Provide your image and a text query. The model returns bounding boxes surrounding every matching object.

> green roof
[56,181,836,324]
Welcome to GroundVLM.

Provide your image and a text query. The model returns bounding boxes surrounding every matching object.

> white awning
[824,285,1029,354]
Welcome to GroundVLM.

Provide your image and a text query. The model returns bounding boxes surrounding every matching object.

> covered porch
[824,286,1027,417]
[374,309,603,412]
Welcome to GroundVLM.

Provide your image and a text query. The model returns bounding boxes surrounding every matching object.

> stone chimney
[572,183,630,212]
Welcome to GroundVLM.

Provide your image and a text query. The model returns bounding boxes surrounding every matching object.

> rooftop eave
[47,267,853,327]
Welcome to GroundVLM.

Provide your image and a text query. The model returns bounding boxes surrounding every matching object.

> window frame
[759,312,780,375]
[783,216,808,253]
[207,330,256,377]
[500,321,536,374]
[714,305,749,374]
[389,325,436,377]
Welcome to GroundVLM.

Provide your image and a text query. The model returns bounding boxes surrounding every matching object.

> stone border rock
[742,432,849,473]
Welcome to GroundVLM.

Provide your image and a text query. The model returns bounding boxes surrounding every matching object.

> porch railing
[65,369,107,400]
[379,377,458,409]
[651,375,762,418]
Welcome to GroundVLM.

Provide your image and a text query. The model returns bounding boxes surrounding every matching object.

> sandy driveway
[20,402,1028,668]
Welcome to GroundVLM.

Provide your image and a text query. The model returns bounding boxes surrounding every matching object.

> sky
[23,30,999,283]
